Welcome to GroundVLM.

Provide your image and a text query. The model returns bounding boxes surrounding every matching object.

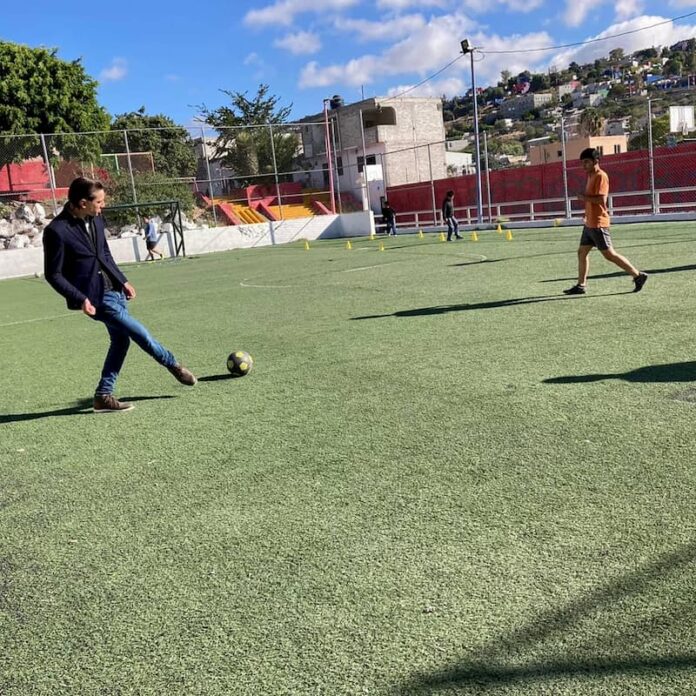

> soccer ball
[227,350,253,377]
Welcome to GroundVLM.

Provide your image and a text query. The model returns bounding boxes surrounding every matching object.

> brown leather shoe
[93,394,135,413]
[167,364,197,386]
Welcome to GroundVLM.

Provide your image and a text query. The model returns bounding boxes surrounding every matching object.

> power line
[385,54,465,100]
[482,10,696,54]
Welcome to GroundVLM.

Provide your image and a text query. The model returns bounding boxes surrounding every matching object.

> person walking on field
[143,215,164,261]
[442,190,462,241]
[43,177,196,414]
[381,200,397,236]
[564,148,648,295]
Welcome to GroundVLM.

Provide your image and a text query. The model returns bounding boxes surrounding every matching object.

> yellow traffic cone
[418,229,424,239]
[439,232,446,242]
[496,223,503,234]
[505,229,513,241]
[369,232,376,241]
[303,240,310,250]
[379,241,385,252]
[553,218,561,227]
[471,231,479,242]
[346,240,352,250]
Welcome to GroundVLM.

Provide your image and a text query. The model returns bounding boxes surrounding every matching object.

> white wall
[0,211,375,280]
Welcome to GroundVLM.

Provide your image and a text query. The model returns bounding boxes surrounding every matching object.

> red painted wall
[385,142,696,222]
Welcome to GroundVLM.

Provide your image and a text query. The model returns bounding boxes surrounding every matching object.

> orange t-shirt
[585,168,610,228]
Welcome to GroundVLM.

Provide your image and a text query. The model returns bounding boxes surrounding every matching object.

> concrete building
[498,92,554,119]
[528,134,629,166]
[446,151,475,175]
[298,96,446,212]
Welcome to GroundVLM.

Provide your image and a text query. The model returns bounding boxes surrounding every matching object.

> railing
[388,185,696,230]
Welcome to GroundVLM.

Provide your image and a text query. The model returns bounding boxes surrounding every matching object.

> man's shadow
[352,292,625,320]
[0,395,174,425]
[544,361,696,384]
[541,262,696,284]
[398,541,696,692]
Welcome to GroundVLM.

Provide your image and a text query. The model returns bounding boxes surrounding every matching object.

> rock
[0,220,12,238]
[15,204,35,223]
[11,219,34,235]
[160,223,174,234]
[119,230,139,239]
[7,234,30,249]
[32,203,46,221]
[31,232,44,247]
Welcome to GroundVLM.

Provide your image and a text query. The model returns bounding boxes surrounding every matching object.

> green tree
[609,48,625,63]
[0,41,109,163]
[106,109,197,178]
[629,114,671,150]
[198,84,298,185]
[579,108,604,136]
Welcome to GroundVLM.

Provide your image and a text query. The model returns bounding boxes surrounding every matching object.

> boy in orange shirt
[564,148,648,295]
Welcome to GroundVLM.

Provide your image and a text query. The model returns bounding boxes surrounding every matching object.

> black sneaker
[633,272,648,293]
[563,284,587,295]
[93,394,135,413]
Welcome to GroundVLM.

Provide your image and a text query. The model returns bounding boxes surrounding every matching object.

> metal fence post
[268,122,283,225]
[39,133,58,215]
[560,115,571,219]
[123,129,138,205]
[647,97,658,214]
[427,143,437,227]
[483,131,492,223]
[200,126,218,227]
[330,119,343,214]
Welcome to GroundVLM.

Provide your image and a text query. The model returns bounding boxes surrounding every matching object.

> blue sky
[4,0,696,127]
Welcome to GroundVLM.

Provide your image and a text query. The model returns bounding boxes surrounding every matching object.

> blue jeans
[92,290,176,395]
[386,219,397,236]
[446,216,459,239]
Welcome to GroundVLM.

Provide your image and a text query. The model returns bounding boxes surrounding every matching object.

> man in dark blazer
[43,177,196,413]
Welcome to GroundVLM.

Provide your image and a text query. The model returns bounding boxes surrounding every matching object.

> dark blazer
[43,209,128,310]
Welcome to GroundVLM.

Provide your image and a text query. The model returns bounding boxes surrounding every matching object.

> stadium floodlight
[461,38,484,225]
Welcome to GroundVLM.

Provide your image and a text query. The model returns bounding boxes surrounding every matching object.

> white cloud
[334,14,426,41]
[244,52,262,66]
[300,11,554,97]
[274,31,322,54]
[549,15,696,70]
[244,0,359,26]
[99,58,127,82]
[615,0,644,20]
[669,0,696,6]
[563,0,605,27]
[462,0,544,11]
[386,76,466,98]
[377,0,447,8]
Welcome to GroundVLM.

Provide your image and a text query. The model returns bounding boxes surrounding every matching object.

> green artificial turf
[1,223,696,695]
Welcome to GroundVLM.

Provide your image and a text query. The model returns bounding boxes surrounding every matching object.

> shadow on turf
[0,395,174,424]
[451,237,696,268]
[397,542,696,693]
[545,361,696,384]
[540,262,696,284]
[197,374,238,382]
[351,292,626,319]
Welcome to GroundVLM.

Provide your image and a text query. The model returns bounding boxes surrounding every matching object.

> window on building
[357,155,377,173]
[557,150,563,157]
[614,144,621,154]
[597,146,604,156]
[336,156,343,176]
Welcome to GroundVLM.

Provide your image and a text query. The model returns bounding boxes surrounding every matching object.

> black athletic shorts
[580,225,612,251]
[146,240,158,250]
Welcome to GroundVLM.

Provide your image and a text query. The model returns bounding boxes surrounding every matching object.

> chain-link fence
[2,96,696,250]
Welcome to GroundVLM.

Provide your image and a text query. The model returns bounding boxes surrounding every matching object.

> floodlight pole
[323,99,337,213]
[461,39,484,226]
[560,115,571,218]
